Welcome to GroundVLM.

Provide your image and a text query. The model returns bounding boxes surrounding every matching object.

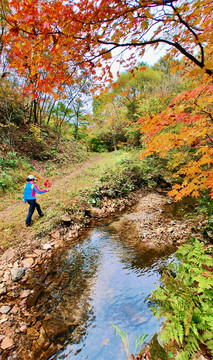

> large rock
[139,333,168,360]
[11,267,25,281]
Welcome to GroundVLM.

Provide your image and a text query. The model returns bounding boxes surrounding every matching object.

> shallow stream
[42,223,175,360]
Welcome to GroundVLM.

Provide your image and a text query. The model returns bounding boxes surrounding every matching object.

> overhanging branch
[96,37,212,76]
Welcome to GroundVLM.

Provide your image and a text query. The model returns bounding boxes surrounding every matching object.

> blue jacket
[24,181,47,202]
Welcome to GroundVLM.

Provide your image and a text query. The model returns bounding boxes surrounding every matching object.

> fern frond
[205,340,213,355]
[149,239,213,360]
[177,350,190,360]
[201,330,213,341]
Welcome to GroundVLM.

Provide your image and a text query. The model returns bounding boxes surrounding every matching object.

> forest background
[0,0,212,203]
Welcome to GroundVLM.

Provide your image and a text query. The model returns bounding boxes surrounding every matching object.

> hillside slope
[0,153,109,251]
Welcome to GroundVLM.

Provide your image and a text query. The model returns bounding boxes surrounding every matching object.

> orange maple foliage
[1,0,213,200]
[139,77,213,200]
[1,0,213,92]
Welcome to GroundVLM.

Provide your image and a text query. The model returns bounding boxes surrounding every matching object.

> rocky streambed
[0,190,203,359]
[109,192,198,248]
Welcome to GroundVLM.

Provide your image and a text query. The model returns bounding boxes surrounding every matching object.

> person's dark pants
[26,199,43,225]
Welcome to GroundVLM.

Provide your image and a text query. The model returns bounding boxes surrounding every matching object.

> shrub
[87,136,108,152]
[81,152,154,206]
[0,153,31,192]
[0,152,20,170]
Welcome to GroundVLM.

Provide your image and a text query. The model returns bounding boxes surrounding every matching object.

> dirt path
[0,155,101,219]
[0,154,103,251]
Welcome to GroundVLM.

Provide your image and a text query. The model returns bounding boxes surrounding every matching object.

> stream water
[43,223,175,360]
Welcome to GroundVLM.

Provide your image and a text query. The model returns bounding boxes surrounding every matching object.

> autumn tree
[2,0,212,84]
[92,94,129,151]
[111,66,161,122]
[139,74,213,200]
[0,0,8,69]
[1,0,212,199]
[92,63,186,150]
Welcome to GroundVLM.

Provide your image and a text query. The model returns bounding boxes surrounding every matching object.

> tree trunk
[46,100,56,125]
[33,99,38,124]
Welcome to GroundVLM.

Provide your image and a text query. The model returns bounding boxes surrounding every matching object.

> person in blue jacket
[24,175,49,226]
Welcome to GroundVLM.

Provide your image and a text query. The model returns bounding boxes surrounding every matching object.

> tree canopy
[1,0,212,91]
[0,0,213,200]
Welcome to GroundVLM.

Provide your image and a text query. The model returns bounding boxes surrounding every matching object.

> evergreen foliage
[149,239,213,360]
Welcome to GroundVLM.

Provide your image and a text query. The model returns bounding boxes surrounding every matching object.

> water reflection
[43,226,175,360]
[162,196,197,220]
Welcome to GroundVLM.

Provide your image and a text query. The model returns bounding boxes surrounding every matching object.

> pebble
[22,258,34,269]
[1,336,14,350]
[10,305,19,314]
[2,271,10,282]
[0,315,8,324]
[42,243,55,250]
[20,325,27,333]
[20,290,31,299]
[0,286,7,295]
[0,306,11,314]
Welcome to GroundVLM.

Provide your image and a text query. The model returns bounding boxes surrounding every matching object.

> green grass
[0,151,136,250]
[0,149,167,251]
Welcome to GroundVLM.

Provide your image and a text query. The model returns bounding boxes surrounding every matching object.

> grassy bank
[0,149,166,252]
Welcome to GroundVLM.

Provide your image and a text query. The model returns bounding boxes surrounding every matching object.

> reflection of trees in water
[128,244,175,274]
[20,226,174,358]
[23,238,101,353]
[46,241,99,309]
[107,226,175,275]
[162,196,197,220]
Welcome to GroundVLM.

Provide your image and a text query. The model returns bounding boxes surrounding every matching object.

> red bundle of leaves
[44,180,52,188]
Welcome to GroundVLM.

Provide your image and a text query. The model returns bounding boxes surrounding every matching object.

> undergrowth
[0,140,87,195]
[149,238,213,360]
[80,152,169,207]
[0,152,34,193]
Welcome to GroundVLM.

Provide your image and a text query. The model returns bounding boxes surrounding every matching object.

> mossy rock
[139,333,168,360]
